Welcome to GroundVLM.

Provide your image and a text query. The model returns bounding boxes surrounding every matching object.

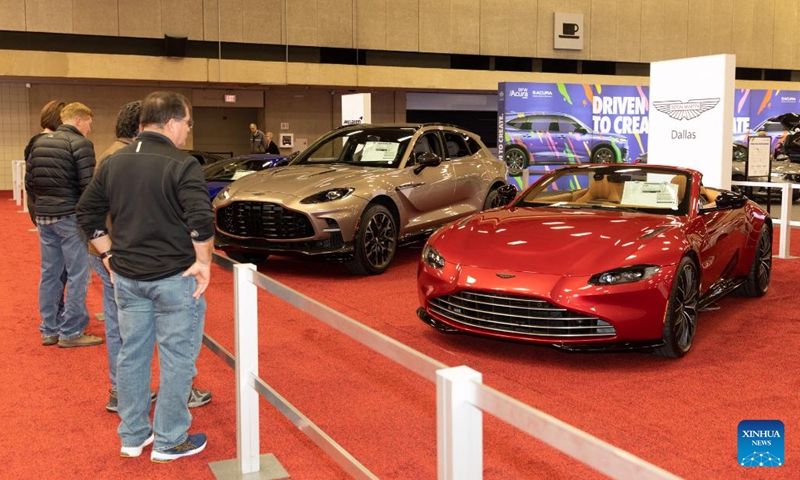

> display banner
[497,82,647,164]
[649,54,735,188]
[590,84,649,162]
[341,93,371,126]
[734,89,800,154]
[733,89,752,136]
[497,77,791,189]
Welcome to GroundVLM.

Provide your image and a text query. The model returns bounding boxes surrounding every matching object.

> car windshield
[516,166,692,215]
[203,158,276,181]
[294,127,417,168]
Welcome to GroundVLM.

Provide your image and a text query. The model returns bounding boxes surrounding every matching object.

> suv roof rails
[334,122,375,130]
[418,122,460,129]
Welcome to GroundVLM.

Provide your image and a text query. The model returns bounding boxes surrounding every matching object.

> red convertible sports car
[417,164,772,358]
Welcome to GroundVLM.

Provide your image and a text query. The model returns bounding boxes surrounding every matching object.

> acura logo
[652,98,719,121]
[496,273,516,279]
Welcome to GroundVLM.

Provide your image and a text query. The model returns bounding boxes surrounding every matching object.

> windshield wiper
[581,204,639,213]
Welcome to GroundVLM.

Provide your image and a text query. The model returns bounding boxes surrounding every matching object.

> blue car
[502,112,629,176]
[203,153,291,198]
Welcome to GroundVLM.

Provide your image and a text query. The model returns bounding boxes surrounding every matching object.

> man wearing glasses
[77,91,214,463]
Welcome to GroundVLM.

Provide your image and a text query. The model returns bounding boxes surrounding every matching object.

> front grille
[217,201,314,239]
[429,290,615,338]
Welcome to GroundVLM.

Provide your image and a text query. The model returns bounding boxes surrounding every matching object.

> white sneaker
[120,432,155,458]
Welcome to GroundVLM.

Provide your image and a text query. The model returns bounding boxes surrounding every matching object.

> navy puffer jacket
[25,124,96,218]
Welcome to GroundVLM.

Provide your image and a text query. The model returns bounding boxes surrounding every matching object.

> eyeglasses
[185,119,195,129]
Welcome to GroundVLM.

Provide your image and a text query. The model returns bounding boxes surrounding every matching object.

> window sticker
[232,170,256,180]
[621,181,679,208]
[361,142,400,162]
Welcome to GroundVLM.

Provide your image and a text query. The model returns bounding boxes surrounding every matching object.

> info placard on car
[621,182,679,208]
[747,135,771,178]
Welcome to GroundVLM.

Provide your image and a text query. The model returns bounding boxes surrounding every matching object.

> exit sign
[224,94,236,103]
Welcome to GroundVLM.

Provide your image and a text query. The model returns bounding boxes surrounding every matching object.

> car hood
[774,113,800,130]
[221,164,388,199]
[430,207,687,276]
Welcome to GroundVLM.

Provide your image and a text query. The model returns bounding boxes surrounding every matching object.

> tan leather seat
[575,177,624,203]
[670,175,687,202]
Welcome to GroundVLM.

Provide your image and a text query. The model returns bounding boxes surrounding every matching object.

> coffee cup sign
[560,23,579,38]
[554,13,584,50]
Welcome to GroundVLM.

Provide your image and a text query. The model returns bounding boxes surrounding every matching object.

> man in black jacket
[77,91,214,462]
[26,102,102,348]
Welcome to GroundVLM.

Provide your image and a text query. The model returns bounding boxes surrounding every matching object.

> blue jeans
[37,215,90,340]
[114,272,205,451]
[89,255,121,391]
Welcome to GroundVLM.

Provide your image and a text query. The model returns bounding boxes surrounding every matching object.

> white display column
[648,54,735,189]
[341,93,372,126]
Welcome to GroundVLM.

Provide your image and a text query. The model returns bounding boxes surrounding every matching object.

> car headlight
[218,184,232,201]
[589,265,660,286]
[422,244,446,270]
[300,188,355,204]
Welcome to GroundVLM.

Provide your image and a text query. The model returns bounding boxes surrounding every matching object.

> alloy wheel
[363,212,396,269]
[593,147,614,163]
[757,232,772,292]
[673,263,699,352]
[505,149,526,171]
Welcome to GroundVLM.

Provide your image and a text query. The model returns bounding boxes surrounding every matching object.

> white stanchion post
[12,160,24,206]
[437,366,482,480]
[780,183,791,259]
[234,263,260,474]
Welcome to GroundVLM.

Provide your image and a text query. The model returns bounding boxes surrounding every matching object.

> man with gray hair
[90,100,212,414]
[264,131,280,154]
[77,91,213,462]
[26,102,102,348]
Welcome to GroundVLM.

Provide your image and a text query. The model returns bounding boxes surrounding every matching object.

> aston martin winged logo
[496,273,516,279]
[652,98,720,121]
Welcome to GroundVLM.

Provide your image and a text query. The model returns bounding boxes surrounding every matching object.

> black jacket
[265,140,280,155]
[76,131,214,281]
[25,125,96,218]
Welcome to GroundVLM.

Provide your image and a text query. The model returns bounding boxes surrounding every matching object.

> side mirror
[714,190,748,210]
[413,152,442,174]
[496,184,519,206]
[575,127,588,134]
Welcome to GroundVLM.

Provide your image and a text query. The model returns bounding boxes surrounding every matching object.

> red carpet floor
[2,190,799,479]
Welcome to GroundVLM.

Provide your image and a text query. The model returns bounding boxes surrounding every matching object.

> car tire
[591,145,616,164]
[736,228,772,297]
[482,187,504,210]
[345,204,397,275]
[653,256,699,358]
[223,251,269,264]
[504,145,529,177]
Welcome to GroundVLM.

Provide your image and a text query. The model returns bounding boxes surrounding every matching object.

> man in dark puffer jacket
[26,102,103,348]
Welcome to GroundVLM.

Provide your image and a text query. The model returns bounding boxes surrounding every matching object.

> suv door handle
[395,182,426,191]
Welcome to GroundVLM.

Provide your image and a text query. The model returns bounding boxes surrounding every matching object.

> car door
[445,130,486,211]
[557,116,591,163]
[529,115,565,164]
[394,131,456,231]
[694,191,748,289]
